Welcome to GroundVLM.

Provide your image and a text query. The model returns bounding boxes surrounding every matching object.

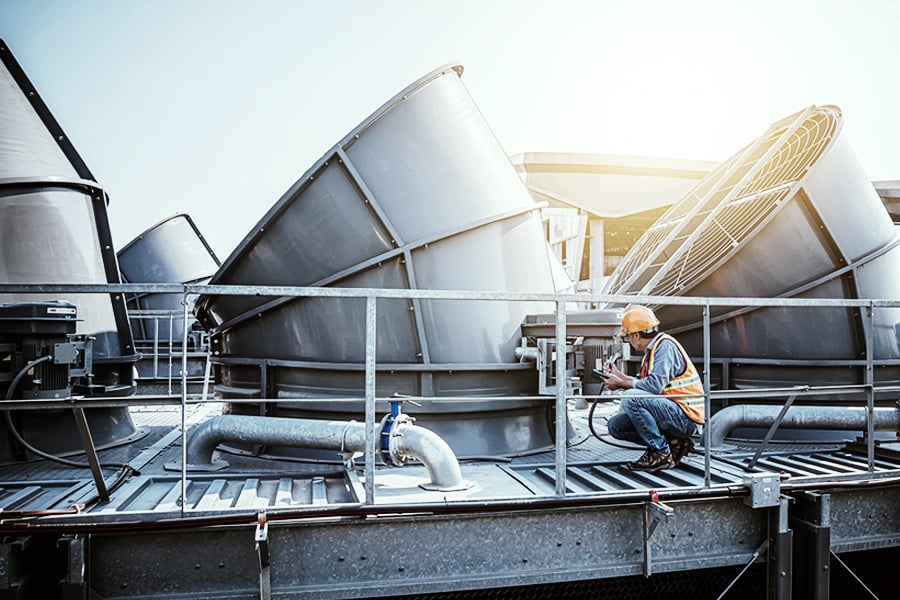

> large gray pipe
[180,415,470,492]
[708,405,900,447]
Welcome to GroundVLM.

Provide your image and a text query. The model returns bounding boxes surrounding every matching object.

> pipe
[179,415,471,492]
[708,405,900,447]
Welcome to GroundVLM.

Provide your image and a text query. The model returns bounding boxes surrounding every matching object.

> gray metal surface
[709,404,900,446]
[194,64,560,457]
[85,497,767,599]
[0,39,139,456]
[0,41,136,371]
[0,396,899,598]
[118,213,219,342]
[602,105,900,394]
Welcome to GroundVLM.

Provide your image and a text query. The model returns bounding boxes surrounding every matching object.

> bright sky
[2,0,899,259]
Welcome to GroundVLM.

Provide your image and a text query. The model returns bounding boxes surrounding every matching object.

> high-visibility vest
[640,333,705,424]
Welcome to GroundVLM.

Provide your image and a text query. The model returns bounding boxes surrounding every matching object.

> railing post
[180,289,190,516]
[703,303,711,488]
[153,316,159,379]
[865,302,875,472]
[168,310,175,396]
[555,299,567,497]
[364,295,377,504]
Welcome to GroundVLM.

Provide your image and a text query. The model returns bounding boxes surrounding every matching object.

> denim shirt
[632,334,686,395]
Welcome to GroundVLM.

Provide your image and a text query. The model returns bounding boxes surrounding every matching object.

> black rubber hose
[4,353,136,473]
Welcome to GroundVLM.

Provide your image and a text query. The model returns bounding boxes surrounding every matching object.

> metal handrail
[4,282,899,510]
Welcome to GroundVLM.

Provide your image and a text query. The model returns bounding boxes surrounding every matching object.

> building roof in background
[511,152,719,219]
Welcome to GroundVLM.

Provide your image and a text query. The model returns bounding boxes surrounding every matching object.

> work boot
[669,437,695,464]
[628,449,675,472]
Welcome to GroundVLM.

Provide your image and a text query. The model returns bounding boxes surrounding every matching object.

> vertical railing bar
[180,290,190,517]
[153,317,159,379]
[364,295,377,504]
[865,302,875,472]
[168,311,175,396]
[703,303,712,488]
[555,299,567,497]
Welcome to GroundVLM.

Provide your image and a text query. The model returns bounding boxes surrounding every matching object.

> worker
[601,305,705,472]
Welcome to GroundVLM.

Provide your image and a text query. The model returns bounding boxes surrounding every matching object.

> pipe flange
[386,413,413,467]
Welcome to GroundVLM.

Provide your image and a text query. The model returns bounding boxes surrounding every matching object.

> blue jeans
[607,389,698,453]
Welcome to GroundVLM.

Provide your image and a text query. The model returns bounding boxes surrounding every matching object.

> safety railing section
[127,309,210,394]
[2,282,900,513]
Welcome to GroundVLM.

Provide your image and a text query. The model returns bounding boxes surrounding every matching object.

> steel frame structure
[0,283,899,598]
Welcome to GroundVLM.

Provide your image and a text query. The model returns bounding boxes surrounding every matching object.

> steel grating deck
[0,402,898,518]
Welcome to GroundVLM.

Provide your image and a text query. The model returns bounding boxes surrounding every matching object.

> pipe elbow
[391,422,472,492]
[182,415,234,470]
[708,404,748,448]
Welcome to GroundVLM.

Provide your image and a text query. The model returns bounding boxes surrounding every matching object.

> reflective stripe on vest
[640,333,705,424]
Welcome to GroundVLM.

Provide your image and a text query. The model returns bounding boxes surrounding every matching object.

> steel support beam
[767,496,793,600]
[86,498,766,599]
[791,492,830,599]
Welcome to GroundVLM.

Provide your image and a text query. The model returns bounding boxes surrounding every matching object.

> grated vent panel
[605,106,839,297]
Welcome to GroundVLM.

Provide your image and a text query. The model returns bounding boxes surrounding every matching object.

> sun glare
[599,36,730,161]
[605,58,726,159]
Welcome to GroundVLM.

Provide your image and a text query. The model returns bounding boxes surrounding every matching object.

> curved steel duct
[0,39,141,459]
[603,105,900,397]
[118,213,220,344]
[195,64,561,458]
[707,404,900,447]
[178,414,471,492]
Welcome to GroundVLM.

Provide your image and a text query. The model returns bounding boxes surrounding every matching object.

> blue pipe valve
[380,398,412,467]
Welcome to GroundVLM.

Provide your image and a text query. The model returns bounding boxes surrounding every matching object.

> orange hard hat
[620,305,660,336]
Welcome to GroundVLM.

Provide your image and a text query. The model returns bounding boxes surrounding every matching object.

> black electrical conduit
[3,354,138,510]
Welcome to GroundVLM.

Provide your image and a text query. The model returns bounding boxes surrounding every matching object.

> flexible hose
[3,353,137,474]
[586,380,645,451]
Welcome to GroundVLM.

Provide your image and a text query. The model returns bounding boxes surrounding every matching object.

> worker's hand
[602,362,632,390]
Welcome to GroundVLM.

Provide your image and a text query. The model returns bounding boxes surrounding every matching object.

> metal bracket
[746,394,798,469]
[536,338,581,396]
[743,472,781,508]
[255,509,271,600]
[71,406,109,502]
[768,495,793,600]
[643,490,674,577]
[58,535,86,600]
